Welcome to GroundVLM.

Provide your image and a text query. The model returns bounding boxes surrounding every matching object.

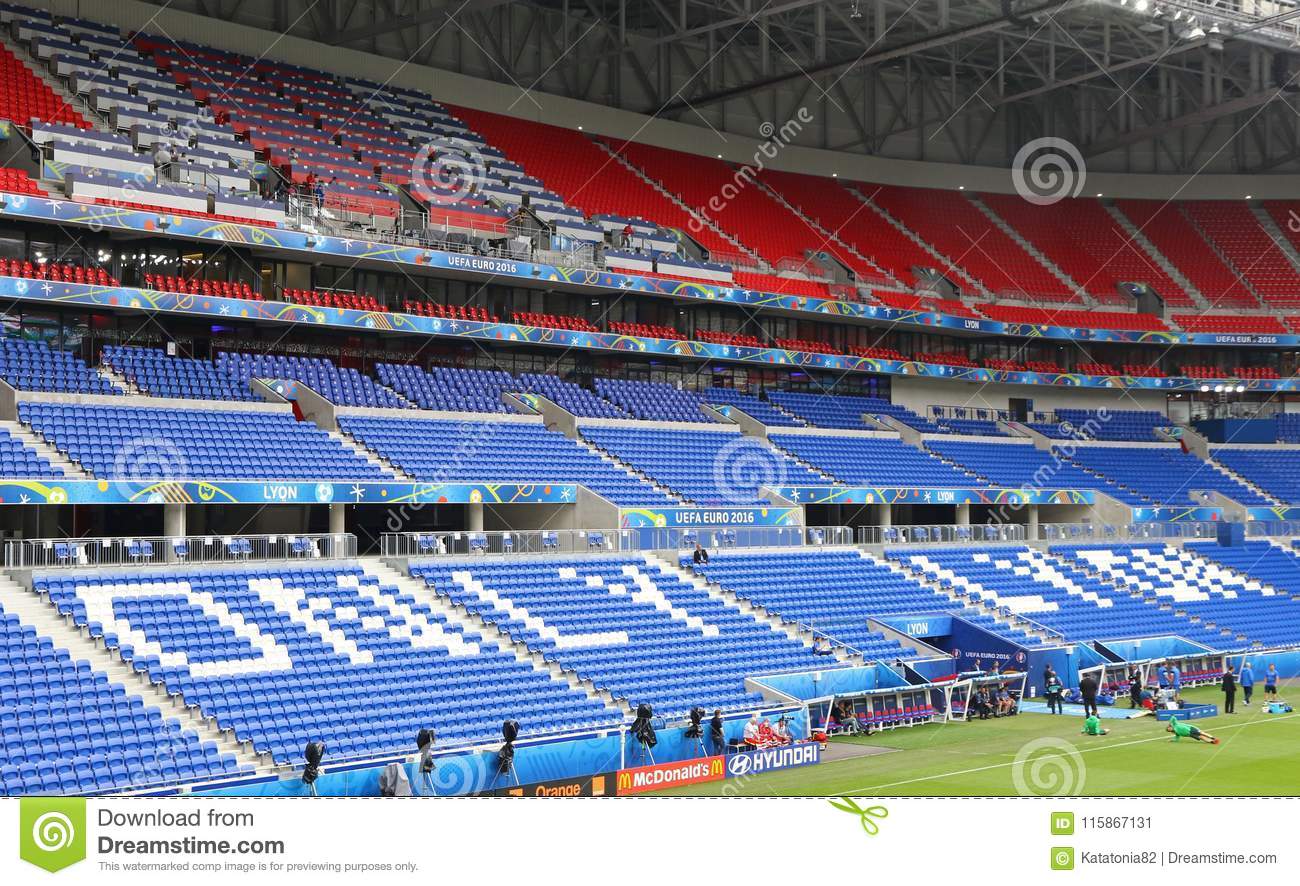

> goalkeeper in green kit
[1165,715,1220,745]
[1080,714,1109,736]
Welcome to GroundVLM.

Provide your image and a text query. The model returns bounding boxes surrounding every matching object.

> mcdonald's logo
[615,756,726,795]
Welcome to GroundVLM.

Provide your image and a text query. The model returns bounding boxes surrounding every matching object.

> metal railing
[858,523,1028,545]
[6,533,356,570]
[383,525,855,559]
[382,529,635,558]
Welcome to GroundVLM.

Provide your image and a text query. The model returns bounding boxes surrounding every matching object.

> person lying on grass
[1165,715,1220,745]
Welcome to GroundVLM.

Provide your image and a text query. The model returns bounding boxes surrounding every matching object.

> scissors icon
[828,799,889,835]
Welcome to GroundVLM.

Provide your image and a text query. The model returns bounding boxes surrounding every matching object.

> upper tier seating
[698,387,803,427]
[758,171,930,285]
[1064,445,1270,505]
[983,358,1024,372]
[593,379,715,423]
[1076,362,1120,377]
[1056,545,1300,648]
[849,345,907,361]
[1124,363,1165,378]
[1024,360,1066,373]
[1181,201,1300,309]
[104,345,258,401]
[1115,200,1245,308]
[411,556,837,717]
[1055,408,1167,442]
[32,563,618,765]
[1211,448,1300,502]
[897,547,1225,646]
[980,195,1188,305]
[337,416,673,505]
[936,418,1006,437]
[581,427,823,505]
[376,365,514,413]
[766,391,943,432]
[217,352,407,408]
[515,373,628,419]
[0,42,89,128]
[0,601,251,795]
[609,138,866,274]
[770,433,980,487]
[20,402,386,479]
[450,106,738,257]
[1236,367,1280,380]
[0,337,120,395]
[1278,415,1300,444]
[926,440,1141,502]
[1172,313,1287,335]
[731,270,833,299]
[1180,364,1228,380]
[868,185,1076,302]
[975,303,1168,332]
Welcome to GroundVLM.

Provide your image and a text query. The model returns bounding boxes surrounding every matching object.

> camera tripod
[630,737,655,766]
[685,730,707,758]
[492,757,519,790]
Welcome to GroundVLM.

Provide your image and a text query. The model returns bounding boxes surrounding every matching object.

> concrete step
[1103,200,1207,308]
[365,559,630,715]
[0,419,92,478]
[590,137,763,267]
[968,194,1089,303]
[0,574,268,779]
[333,429,410,480]
[575,434,688,504]
[0,32,114,134]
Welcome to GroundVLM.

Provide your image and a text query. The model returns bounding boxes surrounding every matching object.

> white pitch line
[833,711,1300,796]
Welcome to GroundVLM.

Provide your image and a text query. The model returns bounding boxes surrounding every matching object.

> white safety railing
[6,533,356,570]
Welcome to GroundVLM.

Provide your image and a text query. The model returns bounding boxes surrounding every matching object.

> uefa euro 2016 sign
[725,742,821,778]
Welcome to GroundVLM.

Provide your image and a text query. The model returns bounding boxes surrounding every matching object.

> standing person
[1079,671,1100,718]
[1240,660,1255,706]
[1170,664,1182,701]
[1044,671,1064,715]
[620,222,633,248]
[1221,664,1237,714]
[709,709,726,755]
[1264,663,1279,702]
[1128,667,1144,709]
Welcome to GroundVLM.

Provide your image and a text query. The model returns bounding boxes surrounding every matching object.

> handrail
[8,533,356,570]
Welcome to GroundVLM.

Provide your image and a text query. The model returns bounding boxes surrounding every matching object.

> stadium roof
[137,0,1300,173]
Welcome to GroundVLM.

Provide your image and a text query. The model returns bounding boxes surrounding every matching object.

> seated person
[1081,714,1109,736]
[972,688,993,720]
[742,713,761,746]
[831,700,859,734]
[997,687,1016,716]
[773,716,793,745]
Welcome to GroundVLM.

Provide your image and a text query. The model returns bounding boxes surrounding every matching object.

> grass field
[658,681,1300,797]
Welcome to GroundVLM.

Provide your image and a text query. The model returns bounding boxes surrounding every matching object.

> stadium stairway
[1103,201,1207,308]
[644,551,864,667]
[573,429,689,505]
[0,571,267,779]
[332,424,414,481]
[0,419,91,478]
[966,193,1085,302]
[876,550,1063,645]
[98,364,145,397]
[370,559,630,714]
[589,138,755,264]
[1205,456,1285,508]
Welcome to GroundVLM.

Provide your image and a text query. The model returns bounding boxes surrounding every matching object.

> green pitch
[658,680,1300,797]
